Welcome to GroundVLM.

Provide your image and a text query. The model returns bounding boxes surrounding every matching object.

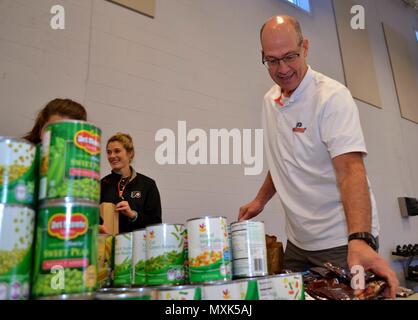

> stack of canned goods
[0,137,37,300]
[96,215,305,300]
[31,120,102,300]
[113,223,188,287]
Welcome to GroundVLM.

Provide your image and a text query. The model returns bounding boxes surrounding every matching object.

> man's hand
[238,171,276,221]
[116,201,136,219]
[238,200,265,221]
[348,240,399,299]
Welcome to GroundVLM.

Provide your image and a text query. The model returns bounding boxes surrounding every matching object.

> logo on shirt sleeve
[131,191,142,199]
[292,122,307,133]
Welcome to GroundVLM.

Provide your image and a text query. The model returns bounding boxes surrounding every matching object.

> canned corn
[0,137,36,206]
[0,204,35,300]
[187,216,232,283]
[97,234,113,288]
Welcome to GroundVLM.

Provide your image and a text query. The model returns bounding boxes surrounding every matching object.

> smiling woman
[100,133,162,233]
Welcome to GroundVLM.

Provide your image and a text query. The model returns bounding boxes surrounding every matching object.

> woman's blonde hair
[107,133,135,163]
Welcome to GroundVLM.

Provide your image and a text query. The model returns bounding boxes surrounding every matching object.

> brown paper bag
[100,203,119,235]
[266,235,284,275]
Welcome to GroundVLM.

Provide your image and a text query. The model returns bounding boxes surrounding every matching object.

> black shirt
[100,169,162,233]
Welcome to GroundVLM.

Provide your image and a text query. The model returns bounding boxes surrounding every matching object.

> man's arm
[333,152,399,298]
[332,152,371,234]
[238,171,276,220]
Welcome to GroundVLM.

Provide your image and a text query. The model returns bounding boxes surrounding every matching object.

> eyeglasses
[262,52,300,69]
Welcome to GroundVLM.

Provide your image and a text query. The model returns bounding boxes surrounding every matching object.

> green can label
[145,224,186,285]
[0,205,35,300]
[39,121,101,202]
[32,202,99,298]
[114,233,133,286]
[0,138,36,206]
[132,229,146,285]
[187,217,232,283]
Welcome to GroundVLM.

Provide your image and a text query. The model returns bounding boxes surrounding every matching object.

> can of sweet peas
[31,199,99,299]
[38,120,101,202]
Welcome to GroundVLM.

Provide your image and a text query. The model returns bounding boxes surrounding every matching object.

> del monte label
[48,213,89,240]
[74,130,100,155]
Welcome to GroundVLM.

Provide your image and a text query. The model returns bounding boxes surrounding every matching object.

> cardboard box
[100,202,119,235]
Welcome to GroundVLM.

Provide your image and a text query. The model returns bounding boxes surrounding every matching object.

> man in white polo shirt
[238,15,398,298]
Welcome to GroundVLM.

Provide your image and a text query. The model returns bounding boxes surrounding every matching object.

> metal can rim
[230,220,265,226]
[146,223,185,228]
[264,272,303,279]
[155,285,200,291]
[39,198,99,209]
[44,119,102,131]
[36,292,96,300]
[0,136,35,146]
[232,272,269,279]
[186,216,227,222]
[0,203,35,210]
[200,280,239,287]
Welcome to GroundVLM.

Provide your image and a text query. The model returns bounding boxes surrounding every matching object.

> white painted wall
[0,0,417,285]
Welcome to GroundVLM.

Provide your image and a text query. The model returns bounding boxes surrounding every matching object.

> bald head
[260,16,303,46]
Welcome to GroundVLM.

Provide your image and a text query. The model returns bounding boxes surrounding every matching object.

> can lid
[95,288,154,299]
[36,293,96,300]
[186,216,228,222]
[230,220,265,226]
[265,272,303,279]
[44,119,102,133]
[201,280,237,286]
[0,136,35,146]
[146,223,185,228]
[0,203,35,211]
[155,285,200,291]
[39,198,99,209]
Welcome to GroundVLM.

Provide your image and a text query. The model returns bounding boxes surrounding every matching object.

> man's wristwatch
[348,232,378,251]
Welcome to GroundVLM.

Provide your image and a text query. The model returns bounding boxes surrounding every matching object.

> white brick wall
[1,0,418,282]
